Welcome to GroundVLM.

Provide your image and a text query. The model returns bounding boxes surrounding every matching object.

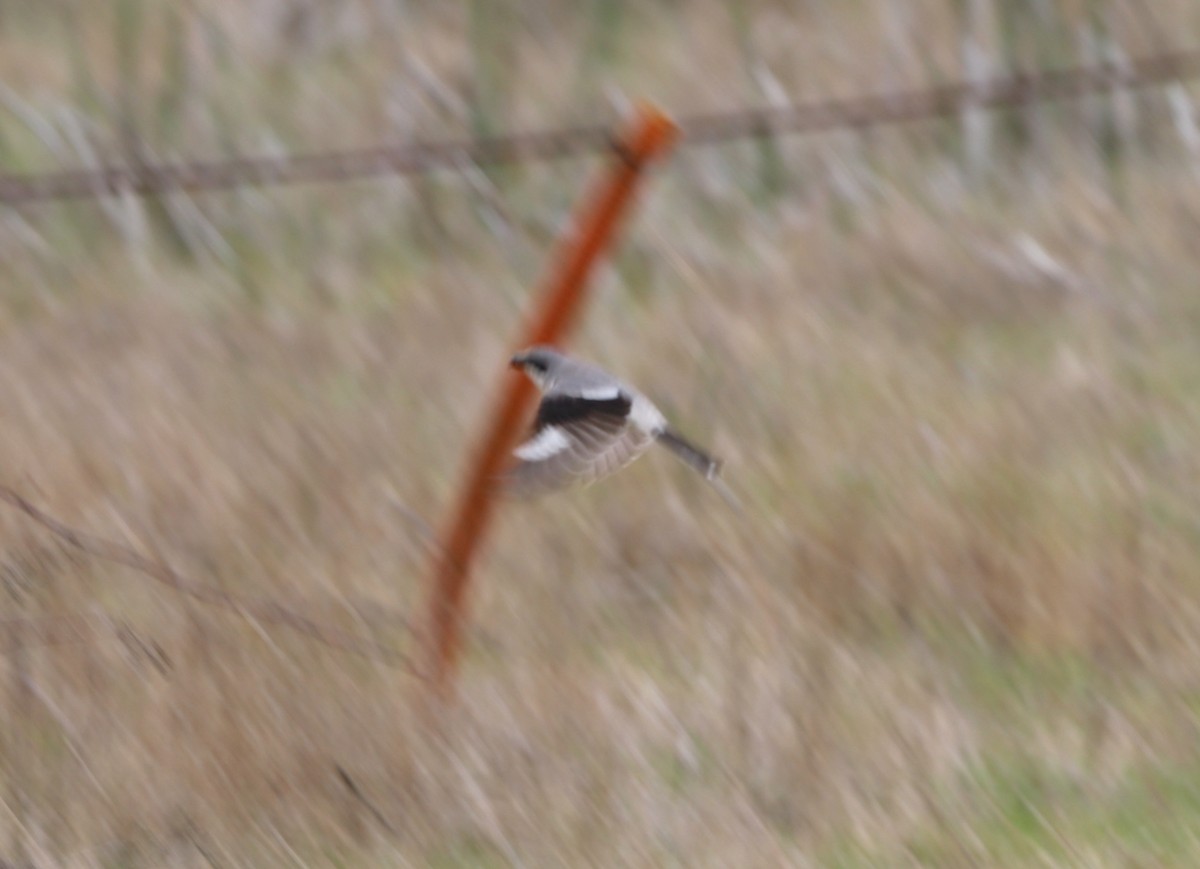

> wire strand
[1,50,1197,206]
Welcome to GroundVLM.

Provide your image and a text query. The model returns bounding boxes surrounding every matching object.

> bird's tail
[656,428,722,480]
[656,428,743,513]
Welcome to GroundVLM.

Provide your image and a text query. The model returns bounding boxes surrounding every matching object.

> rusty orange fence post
[425,104,678,693]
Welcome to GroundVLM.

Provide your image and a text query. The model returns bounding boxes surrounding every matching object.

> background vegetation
[3,0,1200,865]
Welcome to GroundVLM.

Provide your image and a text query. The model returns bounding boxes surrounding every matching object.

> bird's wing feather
[507,392,654,495]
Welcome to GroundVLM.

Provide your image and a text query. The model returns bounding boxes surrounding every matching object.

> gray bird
[507,346,730,499]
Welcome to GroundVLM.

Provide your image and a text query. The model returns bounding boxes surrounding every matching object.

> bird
[506,345,735,504]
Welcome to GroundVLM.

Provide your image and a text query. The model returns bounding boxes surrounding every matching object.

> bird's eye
[528,360,546,373]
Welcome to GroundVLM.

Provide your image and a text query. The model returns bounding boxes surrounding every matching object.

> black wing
[507,391,654,495]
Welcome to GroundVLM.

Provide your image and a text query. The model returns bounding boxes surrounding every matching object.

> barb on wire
[0,50,1198,206]
[0,485,421,675]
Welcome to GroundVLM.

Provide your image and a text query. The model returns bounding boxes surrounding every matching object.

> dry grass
[4,1,1200,866]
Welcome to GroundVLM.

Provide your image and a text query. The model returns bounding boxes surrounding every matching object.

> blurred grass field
[4,1,1200,865]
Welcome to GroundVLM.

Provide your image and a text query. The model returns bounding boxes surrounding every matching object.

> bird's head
[510,345,564,389]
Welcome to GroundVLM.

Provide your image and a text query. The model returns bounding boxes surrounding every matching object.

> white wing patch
[514,426,571,461]
[579,386,622,400]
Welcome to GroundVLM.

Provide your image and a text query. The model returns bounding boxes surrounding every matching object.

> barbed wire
[1,49,1198,661]
[1,49,1198,206]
